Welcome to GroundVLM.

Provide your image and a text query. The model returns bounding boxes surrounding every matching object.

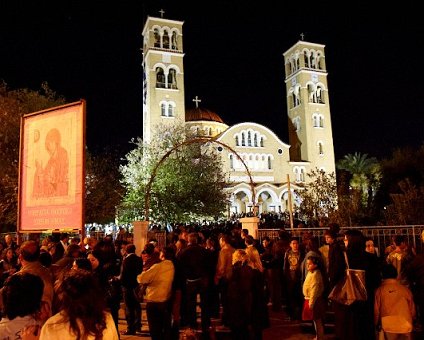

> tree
[118,123,229,225]
[296,169,338,225]
[336,152,381,209]
[85,149,124,224]
[0,81,65,230]
[384,179,424,225]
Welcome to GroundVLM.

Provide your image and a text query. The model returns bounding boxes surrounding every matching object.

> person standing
[302,256,326,340]
[374,264,416,340]
[214,234,235,329]
[138,246,175,340]
[120,243,143,335]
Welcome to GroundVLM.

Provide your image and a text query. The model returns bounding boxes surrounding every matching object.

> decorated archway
[144,137,257,221]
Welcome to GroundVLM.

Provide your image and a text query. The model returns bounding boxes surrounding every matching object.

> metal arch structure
[144,136,256,221]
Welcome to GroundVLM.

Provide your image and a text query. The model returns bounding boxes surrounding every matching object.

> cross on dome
[192,96,202,108]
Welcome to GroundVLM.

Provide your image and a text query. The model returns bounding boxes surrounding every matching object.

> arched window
[241,132,246,146]
[154,28,161,48]
[168,104,175,117]
[235,135,239,146]
[260,137,264,147]
[163,30,170,49]
[161,103,166,116]
[319,115,324,127]
[156,67,165,88]
[267,156,272,170]
[229,154,234,169]
[253,134,258,147]
[308,83,316,103]
[300,168,305,182]
[168,68,177,89]
[171,31,178,50]
[247,131,252,146]
[316,86,324,103]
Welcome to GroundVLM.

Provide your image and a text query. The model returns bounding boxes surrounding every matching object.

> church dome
[185,107,225,124]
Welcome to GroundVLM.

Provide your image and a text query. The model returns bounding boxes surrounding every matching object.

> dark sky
[1,1,423,161]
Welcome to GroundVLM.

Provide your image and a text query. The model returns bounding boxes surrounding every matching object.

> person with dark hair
[178,232,213,333]
[71,257,92,272]
[40,269,118,339]
[137,246,175,340]
[0,272,44,338]
[0,247,19,286]
[120,243,143,335]
[283,237,305,320]
[19,240,54,320]
[54,243,83,279]
[52,233,69,263]
[375,264,416,339]
[87,249,121,331]
[332,229,380,340]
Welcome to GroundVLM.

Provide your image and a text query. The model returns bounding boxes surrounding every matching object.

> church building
[141,14,336,216]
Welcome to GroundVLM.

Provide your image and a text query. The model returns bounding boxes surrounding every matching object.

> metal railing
[257,225,424,254]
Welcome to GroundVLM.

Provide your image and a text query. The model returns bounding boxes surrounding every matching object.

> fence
[257,225,424,254]
[2,225,423,254]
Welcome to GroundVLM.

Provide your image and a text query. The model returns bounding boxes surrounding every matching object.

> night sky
[1,1,423,161]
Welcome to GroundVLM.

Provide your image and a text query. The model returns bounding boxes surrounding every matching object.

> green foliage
[0,81,66,228]
[336,152,381,210]
[296,169,338,225]
[118,123,229,225]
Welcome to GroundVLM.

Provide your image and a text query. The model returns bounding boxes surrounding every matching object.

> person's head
[241,229,249,239]
[381,264,398,280]
[219,234,231,247]
[304,236,319,253]
[343,229,365,253]
[245,235,254,246]
[54,269,106,339]
[324,229,336,245]
[142,243,155,256]
[290,238,299,251]
[60,233,69,243]
[65,244,82,258]
[4,247,15,261]
[306,256,320,273]
[160,246,176,261]
[126,244,136,254]
[19,240,40,263]
[87,250,102,270]
[4,234,13,245]
[175,239,187,253]
[1,272,44,320]
[38,251,52,268]
[394,235,407,249]
[365,238,376,254]
[262,236,271,248]
[72,257,92,272]
[232,249,249,265]
[187,232,198,245]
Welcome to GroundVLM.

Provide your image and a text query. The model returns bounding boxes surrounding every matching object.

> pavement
[117,302,337,340]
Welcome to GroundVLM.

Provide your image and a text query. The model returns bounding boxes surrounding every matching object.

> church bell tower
[142,12,185,142]
[283,39,336,174]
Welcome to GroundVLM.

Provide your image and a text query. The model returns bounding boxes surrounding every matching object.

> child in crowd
[302,256,326,340]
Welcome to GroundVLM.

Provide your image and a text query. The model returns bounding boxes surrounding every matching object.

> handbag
[328,252,367,305]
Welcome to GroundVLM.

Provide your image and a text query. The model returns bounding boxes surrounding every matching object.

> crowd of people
[0,224,422,340]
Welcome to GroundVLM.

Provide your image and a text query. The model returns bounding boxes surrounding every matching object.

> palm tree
[336,152,381,207]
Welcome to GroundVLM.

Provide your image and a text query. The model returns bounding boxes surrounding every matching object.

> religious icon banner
[18,101,85,232]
